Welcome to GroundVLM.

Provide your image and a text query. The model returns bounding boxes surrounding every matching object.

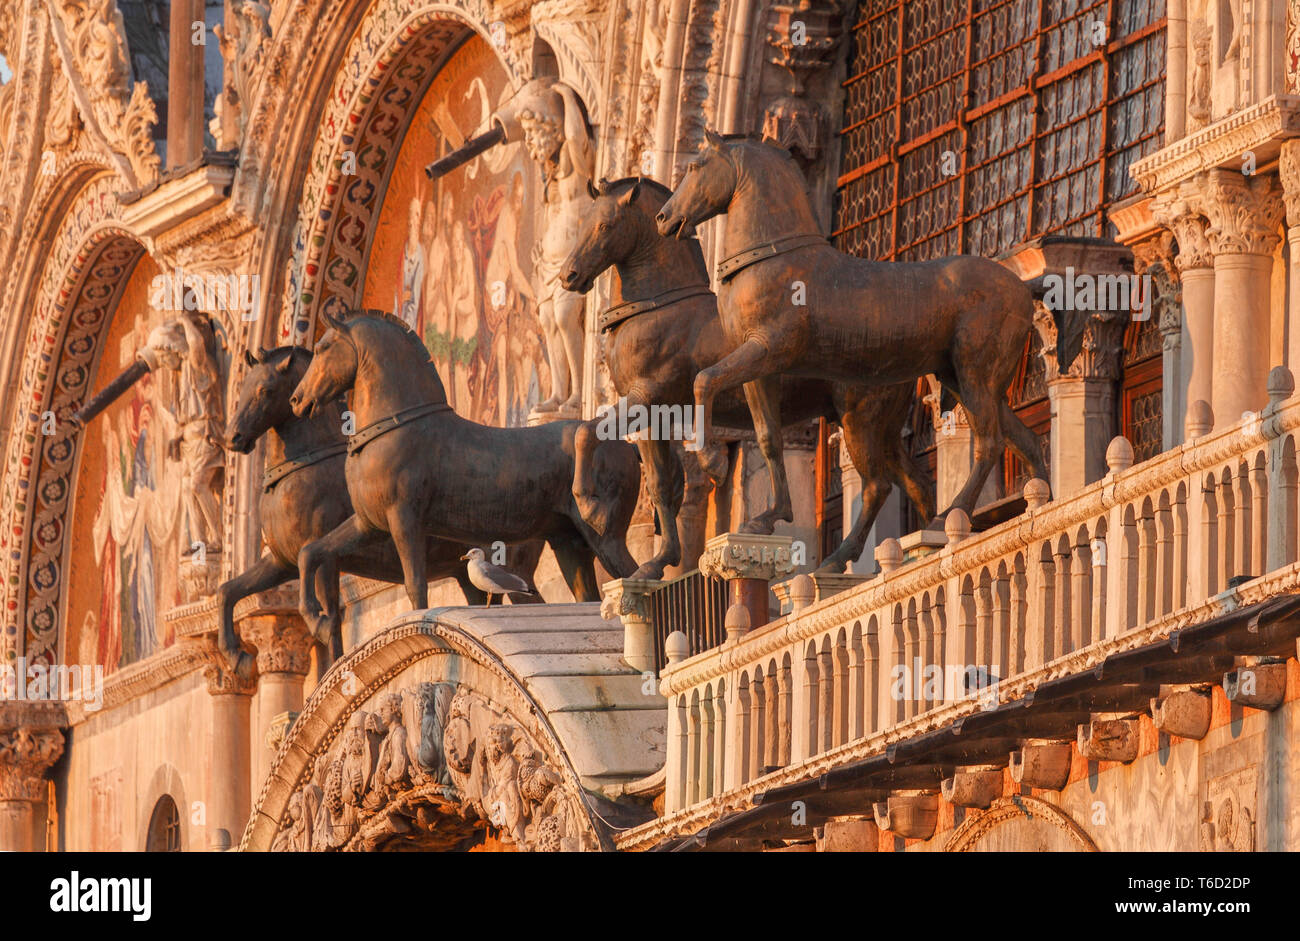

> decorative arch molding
[945,795,1099,852]
[0,171,148,669]
[138,762,191,852]
[266,2,531,345]
[242,616,608,852]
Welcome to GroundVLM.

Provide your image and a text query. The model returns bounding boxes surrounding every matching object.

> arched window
[145,795,182,852]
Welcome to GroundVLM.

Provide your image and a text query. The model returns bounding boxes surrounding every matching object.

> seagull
[460,547,534,607]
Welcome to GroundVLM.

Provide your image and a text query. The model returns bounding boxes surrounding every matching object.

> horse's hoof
[737,517,777,536]
[630,562,666,581]
[234,652,256,682]
[308,616,333,648]
[815,557,849,575]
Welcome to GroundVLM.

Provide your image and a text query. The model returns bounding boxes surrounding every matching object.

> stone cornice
[1131,96,1300,194]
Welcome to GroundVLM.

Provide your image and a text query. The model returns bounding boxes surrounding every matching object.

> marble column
[203,658,255,851]
[1201,170,1285,427]
[1280,142,1300,378]
[168,0,206,168]
[0,702,64,852]
[698,533,795,631]
[241,614,313,793]
[1153,191,1215,431]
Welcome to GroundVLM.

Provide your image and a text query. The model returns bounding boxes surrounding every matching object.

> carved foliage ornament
[0,725,66,801]
[273,683,597,851]
[46,0,160,186]
[1200,171,1285,256]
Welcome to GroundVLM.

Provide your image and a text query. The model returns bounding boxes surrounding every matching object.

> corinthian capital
[1280,140,1300,230]
[1200,170,1285,256]
[0,703,66,802]
[1151,188,1213,270]
[240,614,313,677]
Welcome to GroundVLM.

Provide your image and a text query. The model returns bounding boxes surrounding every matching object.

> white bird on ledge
[461,547,535,607]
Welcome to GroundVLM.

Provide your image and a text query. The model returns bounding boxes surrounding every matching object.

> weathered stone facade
[0,0,1298,853]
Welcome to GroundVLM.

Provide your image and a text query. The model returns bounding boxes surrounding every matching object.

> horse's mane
[340,308,432,365]
[264,345,311,366]
[600,176,675,201]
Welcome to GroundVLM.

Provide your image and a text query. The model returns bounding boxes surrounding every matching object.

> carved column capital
[1033,302,1127,383]
[0,702,66,802]
[240,614,313,677]
[699,533,796,582]
[203,654,258,697]
[1200,170,1285,256]
[1280,140,1300,230]
[1151,190,1214,270]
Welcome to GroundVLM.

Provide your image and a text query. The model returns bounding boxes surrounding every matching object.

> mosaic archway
[273,2,529,347]
[0,172,147,670]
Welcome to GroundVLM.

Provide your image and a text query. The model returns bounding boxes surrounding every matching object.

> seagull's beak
[460,553,470,561]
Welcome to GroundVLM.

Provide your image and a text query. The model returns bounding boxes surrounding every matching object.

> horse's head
[226,347,311,452]
[562,178,654,294]
[290,312,358,418]
[657,130,737,239]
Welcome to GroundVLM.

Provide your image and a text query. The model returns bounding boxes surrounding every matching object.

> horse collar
[348,401,454,456]
[716,233,827,282]
[598,285,714,333]
[263,442,349,492]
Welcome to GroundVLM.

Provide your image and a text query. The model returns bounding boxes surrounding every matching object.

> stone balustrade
[655,367,1300,817]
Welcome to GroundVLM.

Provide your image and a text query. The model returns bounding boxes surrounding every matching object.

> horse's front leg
[216,554,294,678]
[298,515,384,646]
[690,337,772,453]
[387,505,428,609]
[739,375,793,535]
[629,437,685,581]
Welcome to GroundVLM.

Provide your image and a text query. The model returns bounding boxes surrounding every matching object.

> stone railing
[652,368,1300,818]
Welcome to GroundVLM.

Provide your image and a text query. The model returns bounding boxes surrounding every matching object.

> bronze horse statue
[219,346,542,676]
[561,177,932,574]
[287,310,641,636]
[656,131,1049,528]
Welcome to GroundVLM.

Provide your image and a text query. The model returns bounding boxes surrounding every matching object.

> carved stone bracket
[1009,738,1072,791]
[1076,714,1140,763]
[872,789,939,841]
[1223,656,1287,711]
[1150,685,1212,740]
[0,701,66,802]
[940,764,1004,810]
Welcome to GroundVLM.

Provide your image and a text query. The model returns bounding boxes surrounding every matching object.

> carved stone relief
[1200,766,1257,852]
[272,682,598,851]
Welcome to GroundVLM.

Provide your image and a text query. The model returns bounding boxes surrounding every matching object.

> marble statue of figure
[139,313,225,553]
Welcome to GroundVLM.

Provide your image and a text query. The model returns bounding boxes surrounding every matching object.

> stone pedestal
[601,578,660,673]
[698,533,795,630]
[0,702,65,852]
[203,658,255,851]
[241,614,313,792]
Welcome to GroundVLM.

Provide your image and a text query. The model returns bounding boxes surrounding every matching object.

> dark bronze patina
[288,311,640,635]
[220,346,542,676]
[562,177,932,575]
[656,132,1049,528]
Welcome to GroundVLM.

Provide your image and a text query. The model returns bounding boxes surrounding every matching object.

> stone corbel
[1076,714,1140,763]
[1009,738,1072,791]
[1223,656,1287,711]
[940,764,1004,810]
[1149,685,1212,740]
[872,789,939,841]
